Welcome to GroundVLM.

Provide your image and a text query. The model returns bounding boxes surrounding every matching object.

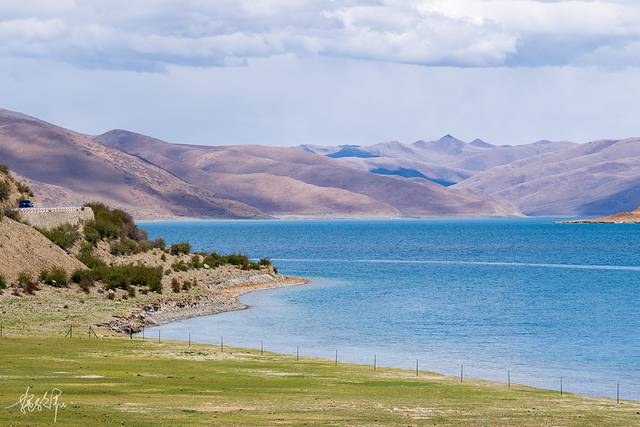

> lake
[139,218,640,399]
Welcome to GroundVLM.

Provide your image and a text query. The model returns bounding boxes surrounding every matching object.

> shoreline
[100,270,308,334]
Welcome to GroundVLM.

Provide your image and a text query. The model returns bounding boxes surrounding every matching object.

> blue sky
[1,0,640,146]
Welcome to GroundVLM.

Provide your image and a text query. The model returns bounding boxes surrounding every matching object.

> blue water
[139,218,640,399]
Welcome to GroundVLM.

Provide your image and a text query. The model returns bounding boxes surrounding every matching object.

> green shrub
[1,208,20,222]
[17,272,37,294]
[0,180,10,202]
[128,286,137,298]
[15,181,32,197]
[203,252,224,268]
[39,267,69,287]
[170,242,191,255]
[258,258,272,267]
[152,239,166,250]
[171,260,189,272]
[190,255,203,269]
[77,243,105,269]
[110,238,141,256]
[38,224,80,250]
[0,164,8,175]
[224,253,252,269]
[160,253,167,262]
[0,274,6,289]
[83,202,147,242]
[78,278,92,293]
[171,278,181,293]
[94,264,163,294]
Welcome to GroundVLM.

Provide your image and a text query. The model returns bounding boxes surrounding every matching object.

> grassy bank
[0,335,637,426]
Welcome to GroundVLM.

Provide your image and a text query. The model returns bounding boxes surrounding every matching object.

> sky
[1,0,640,147]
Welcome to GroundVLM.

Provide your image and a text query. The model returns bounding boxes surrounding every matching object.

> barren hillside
[95,130,520,217]
[0,109,264,219]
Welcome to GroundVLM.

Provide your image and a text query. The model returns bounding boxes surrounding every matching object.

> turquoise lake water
[139,218,640,399]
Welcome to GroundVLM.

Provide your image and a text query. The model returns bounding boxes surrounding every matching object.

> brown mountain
[0,109,264,219]
[94,130,520,217]
[302,136,574,187]
[456,138,640,215]
[0,108,519,218]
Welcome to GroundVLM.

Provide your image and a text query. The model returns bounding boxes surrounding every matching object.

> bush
[128,286,137,298]
[0,164,8,175]
[39,267,69,287]
[17,272,37,294]
[190,255,203,269]
[224,253,252,269]
[160,253,167,262]
[170,242,191,255]
[0,274,6,289]
[110,238,141,256]
[203,252,224,268]
[38,224,80,251]
[258,258,272,267]
[83,202,147,243]
[0,180,10,202]
[171,278,181,293]
[1,209,20,222]
[78,277,93,293]
[171,260,189,272]
[15,181,32,197]
[77,243,105,269]
[94,264,163,294]
[152,239,166,250]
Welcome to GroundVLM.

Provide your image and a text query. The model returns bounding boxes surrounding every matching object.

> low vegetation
[169,241,191,255]
[39,267,69,287]
[36,223,80,251]
[16,272,37,295]
[0,336,636,426]
[71,264,163,294]
[0,274,5,289]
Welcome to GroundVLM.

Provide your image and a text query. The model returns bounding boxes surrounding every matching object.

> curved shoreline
[101,271,308,333]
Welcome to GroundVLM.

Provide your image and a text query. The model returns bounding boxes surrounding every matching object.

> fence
[0,321,629,404]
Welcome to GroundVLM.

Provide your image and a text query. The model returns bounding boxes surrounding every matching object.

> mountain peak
[470,138,494,148]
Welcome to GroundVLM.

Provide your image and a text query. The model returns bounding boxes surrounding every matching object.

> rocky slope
[0,217,85,282]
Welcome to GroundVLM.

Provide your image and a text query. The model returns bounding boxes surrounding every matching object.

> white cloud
[0,0,640,70]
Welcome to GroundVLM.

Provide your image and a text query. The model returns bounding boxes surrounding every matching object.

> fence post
[508,370,511,389]
[158,330,161,344]
[188,330,191,348]
[334,350,338,366]
[560,377,563,396]
[617,383,620,404]
[460,364,463,382]
[220,336,224,352]
[261,340,264,356]
[142,326,145,341]
[416,360,419,377]
[374,354,376,371]
[296,346,299,361]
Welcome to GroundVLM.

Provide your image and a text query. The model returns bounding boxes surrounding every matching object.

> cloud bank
[1,0,640,71]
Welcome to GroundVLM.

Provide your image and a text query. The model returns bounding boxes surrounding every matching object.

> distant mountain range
[303,136,640,216]
[0,109,517,219]
[1,107,637,218]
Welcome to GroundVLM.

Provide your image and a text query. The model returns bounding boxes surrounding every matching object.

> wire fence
[0,322,631,404]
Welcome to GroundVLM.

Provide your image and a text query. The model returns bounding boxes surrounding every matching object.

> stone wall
[18,207,94,230]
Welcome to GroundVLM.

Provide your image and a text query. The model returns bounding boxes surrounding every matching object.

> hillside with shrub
[0,165,279,315]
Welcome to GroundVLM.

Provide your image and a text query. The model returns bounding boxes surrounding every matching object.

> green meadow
[0,335,637,426]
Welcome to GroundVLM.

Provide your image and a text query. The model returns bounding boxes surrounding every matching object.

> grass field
[0,335,638,426]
